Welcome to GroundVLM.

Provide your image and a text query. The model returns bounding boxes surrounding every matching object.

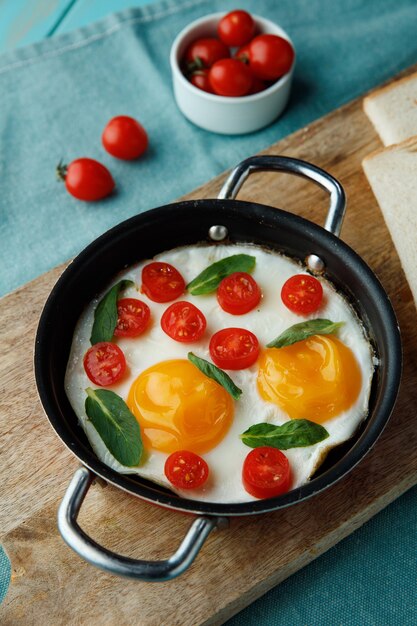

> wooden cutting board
[1,64,417,625]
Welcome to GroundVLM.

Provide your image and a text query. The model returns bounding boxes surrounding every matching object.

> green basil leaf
[90,279,134,345]
[85,387,143,467]
[267,319,345,348]
[188,352,242,400]
[187,254,256,295]
[240,419,329,450]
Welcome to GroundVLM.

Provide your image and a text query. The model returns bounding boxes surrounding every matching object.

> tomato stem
[56,159,68,182]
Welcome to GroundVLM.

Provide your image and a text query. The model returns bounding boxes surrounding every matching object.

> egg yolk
[127,359,234,454]
[257,335,362,423]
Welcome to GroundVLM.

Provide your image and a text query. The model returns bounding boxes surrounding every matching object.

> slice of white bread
[362,135,417,307]
[363,72,417,146]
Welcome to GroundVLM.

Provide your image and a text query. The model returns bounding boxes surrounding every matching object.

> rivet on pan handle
[216,155,347,273]
[58,466,228,581]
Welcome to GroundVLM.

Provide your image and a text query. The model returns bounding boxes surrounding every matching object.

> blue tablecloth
[1,0,416,622]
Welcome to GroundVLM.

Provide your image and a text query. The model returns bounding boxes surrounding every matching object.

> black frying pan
[34,156,402,581]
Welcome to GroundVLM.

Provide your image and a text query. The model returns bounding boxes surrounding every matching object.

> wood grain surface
[1,66,417,625]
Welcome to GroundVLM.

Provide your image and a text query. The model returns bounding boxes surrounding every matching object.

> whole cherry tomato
[190,69,215,93]
[217,272,262,314]
[184,37,230,69]
[165,450,209,490]
[281,274,323,315]
[209,328,260,370]
[249,34,294,81]
[102,115,148,160]
[242,447,291,499]
[114,298,151,338]
[141,262,185,303]
[83,342,126,386]
[57,158,115,201]
[209,58,253,97]
[218,10,256,47]
[161,301,207,343]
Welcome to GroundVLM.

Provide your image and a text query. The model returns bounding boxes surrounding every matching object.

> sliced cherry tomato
[217,272,261,314]
[161,301,206,343]
[57,158,115,202]
[209,58,253,97]
[102,116,148,160]
[242,447,291,499]
[190,69,215,93]
[114,298,151,338]
[218,10,256,47]
[141,262,185,303]
[164,450,209,490]
[281,274,323,315]
[83,342,126,386]
[249,34,294,81]
[184,37,230,69]
[209,328,259,370]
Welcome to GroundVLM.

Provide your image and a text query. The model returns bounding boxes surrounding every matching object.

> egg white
[65,244,374,503]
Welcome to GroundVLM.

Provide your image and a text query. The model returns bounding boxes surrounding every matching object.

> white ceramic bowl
[170,12,295,135]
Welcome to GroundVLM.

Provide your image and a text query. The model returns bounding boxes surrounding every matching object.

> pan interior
[35,199,401,516]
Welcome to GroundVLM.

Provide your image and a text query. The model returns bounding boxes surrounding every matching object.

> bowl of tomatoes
[170,10,295,134]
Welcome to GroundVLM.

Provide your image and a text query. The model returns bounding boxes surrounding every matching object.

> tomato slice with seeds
[164,450,209,490]
[83,342,126,386]
[209,327,259,370]
[281,274,323,315]
[242,447,291,499]
[114,298,150,338]
[161,301,206,343]
[141,262,185,303]
[217,272,261,315]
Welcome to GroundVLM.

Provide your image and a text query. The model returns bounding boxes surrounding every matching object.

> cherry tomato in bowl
[184,37,229,70]
[218,10,256,47]
[57,158,115,202]
[242,447,291,499]
[209,58,253,97]
[102,116,148,160]
[190,69,215,93]
[281,274,323,315]
[248,34,295,81]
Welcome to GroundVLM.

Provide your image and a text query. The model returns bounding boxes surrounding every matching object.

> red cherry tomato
[217,272,261,314]
[164,450,209,489]
[249,34,294,80]
[247,76,268,94]
[242,447,291,499]
[184,37,230,69]
[161,301,206,343]
[102,116,148,160]
[190,70,215,93]
[234,43,250,63]
[218,10,256,47]
[57,158,115,201]
[209,328,259,370]
[209,58,253,97]
[141,262,185,303]
[83,342,126,386]
[114,298,151,338]
[281,274,323,315]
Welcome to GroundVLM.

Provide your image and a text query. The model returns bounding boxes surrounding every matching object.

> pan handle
[218,155,346,237]
[58,466,228,581]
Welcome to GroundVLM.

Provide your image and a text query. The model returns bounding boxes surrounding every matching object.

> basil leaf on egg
[240,420,329,450]
[188,352,242,400]
[267,319,344,349]
[90,279,134,345]
[187,254,256,295]
[85,387,143,467]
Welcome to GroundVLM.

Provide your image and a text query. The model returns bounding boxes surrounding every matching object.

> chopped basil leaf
[90,279,134,345]
[187,352,242,400]
[240,420,329,449]
[267,319,344,349]
[187,254,256,295]
[85,387,143,467]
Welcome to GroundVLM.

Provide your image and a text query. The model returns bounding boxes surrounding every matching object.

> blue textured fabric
[1,0,417,620]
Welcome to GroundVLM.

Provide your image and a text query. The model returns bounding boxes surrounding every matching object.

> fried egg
[65,244,375,503]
